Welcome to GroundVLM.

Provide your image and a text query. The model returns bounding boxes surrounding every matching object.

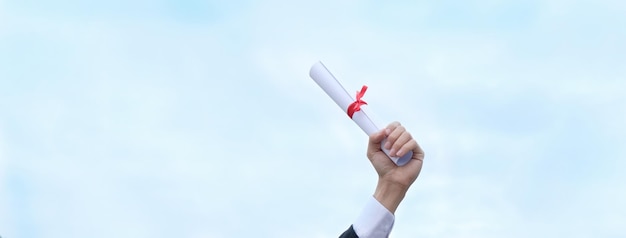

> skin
[367,121,424,214]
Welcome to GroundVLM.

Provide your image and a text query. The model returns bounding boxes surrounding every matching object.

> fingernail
[385,141,391,149]
[396,149,403,157]
[389,149,396,156]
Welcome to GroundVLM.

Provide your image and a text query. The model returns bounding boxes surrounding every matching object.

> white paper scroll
[309,61,412,166]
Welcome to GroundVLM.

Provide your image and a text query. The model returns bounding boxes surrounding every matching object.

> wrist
[373,178,409,214]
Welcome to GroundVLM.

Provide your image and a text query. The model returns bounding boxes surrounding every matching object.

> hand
[367,121,424,213]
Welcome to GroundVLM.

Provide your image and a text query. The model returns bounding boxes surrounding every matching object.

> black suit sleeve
[339,225,359,238]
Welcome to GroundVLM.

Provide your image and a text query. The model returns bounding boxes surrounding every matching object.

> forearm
[373,178,409,214]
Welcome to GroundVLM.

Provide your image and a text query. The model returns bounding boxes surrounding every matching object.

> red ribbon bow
[347,85,368,119]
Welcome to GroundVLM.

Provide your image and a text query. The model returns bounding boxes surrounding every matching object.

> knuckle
[388,121,400,129]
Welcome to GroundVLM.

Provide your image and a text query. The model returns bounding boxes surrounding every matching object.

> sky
[1,0,625,237]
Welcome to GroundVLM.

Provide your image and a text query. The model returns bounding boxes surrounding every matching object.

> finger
[367,129,386,157]
[369,129,386,144]
[392,132,413,157]
[385,124,405,150]
[397,138,419,158]
[384,121,402,147]
[384,121,401,136]
[405,152,424,179]
[410,139,425,161]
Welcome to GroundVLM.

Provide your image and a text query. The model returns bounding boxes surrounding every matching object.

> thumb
[367,129,386,157]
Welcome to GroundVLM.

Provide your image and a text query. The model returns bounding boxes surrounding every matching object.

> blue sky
[1,0,625,237]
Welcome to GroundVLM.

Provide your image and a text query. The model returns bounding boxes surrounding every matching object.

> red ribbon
[347,85,368,119]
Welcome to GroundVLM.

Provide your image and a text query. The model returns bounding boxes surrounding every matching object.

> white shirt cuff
[352,196,395,238]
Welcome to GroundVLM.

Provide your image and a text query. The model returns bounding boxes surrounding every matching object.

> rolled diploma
[309,61,412,166]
